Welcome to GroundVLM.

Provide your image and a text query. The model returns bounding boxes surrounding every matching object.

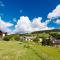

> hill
[31,29,60,34]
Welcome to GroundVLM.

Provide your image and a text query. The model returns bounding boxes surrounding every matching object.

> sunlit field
[0,41,60,60]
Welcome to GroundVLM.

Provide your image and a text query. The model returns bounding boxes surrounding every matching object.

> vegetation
[3,35,12,41]
[50,32,60,39]
[31,29,60,34]
[0,41,60,60]
[2,29,60,46]
[0,29,60,60]
[3,34,20,41]
[3,29,60,41]
[33,36,39,43]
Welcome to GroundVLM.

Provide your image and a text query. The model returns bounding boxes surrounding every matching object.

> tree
[33,36,39,43]
[3,35,11,41]
[14,35,20,41]
[50,33,60,39]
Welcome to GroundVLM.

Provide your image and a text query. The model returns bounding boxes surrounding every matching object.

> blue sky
[0,0,60,34]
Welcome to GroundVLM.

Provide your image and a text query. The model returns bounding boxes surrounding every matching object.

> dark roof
[52,40,60,44]
[0,30,7,34]
[0,30,2,33]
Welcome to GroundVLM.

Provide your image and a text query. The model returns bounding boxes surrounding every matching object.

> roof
[20,36,36,40]
[0,30,7,34]
[0,30,2,33]
[52,39,60,44]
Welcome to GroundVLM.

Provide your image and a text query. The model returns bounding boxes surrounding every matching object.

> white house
[20,36,36,41]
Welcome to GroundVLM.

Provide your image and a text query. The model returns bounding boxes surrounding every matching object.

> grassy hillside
[0,41,60,60]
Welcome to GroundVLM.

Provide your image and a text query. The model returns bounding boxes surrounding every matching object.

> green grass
[0,41,60,60]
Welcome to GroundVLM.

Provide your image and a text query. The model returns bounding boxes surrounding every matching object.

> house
[20,36,36,41]
[0,31,7,40]
[51,38,60,47]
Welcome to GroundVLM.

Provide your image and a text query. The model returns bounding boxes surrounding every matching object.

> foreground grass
[0,41,60,60]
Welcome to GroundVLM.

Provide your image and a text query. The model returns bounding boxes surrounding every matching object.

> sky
[0,0,60,34]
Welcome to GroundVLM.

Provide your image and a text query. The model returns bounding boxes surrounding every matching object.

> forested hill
[31,29,60,34]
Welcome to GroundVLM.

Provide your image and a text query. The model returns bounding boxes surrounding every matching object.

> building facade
[0,31,7,40]
[20,36,36,41]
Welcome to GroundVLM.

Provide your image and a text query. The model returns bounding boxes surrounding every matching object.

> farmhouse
[51,38,60,47]
[0,31,7,40]
[20,36,36,41]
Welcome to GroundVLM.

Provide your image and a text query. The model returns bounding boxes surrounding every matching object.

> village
[0,29,60,47]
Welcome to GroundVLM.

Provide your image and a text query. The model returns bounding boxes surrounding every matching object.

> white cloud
[32,17,51,30]
[0,16,54,34]
[0,17,13,33]
[48,4,60,18]
[12,16,53,34]
[14,16,33,34]
[54,19,60,24]
[0,1,5,7]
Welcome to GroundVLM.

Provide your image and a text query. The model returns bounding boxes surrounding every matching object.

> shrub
[13,35,20,41]
[33,37,39,43]
[3,36,11,41]
[41,38,52,46]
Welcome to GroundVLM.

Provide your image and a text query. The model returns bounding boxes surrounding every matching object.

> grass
[0,41,60,60]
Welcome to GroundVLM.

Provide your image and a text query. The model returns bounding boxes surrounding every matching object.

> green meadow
[0,41,60,60]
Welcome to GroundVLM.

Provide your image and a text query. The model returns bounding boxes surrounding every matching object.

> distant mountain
[31,29,60,34]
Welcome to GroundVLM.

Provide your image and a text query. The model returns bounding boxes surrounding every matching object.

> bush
[41,38,52,46]
[33,37,39,43]
[3,36,11,41]
[50,33,60,39]
[3,35,20,41]
[14,35,20,41]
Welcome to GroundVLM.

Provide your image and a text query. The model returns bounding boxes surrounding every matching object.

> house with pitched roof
[51,38,60,47]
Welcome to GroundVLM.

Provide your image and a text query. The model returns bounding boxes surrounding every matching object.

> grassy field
[0,41,60,60]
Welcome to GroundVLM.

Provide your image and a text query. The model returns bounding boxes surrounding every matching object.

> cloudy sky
[0,0,60,34]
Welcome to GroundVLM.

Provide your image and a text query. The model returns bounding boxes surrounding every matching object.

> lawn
[0,41,60,60]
